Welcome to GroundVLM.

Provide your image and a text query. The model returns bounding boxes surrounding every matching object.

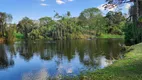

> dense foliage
[0,7,126,41]
[124,22,142,45]
[105,11,126,35]
[0,12,12,37]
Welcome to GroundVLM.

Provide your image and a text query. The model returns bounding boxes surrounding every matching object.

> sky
[0,0,131,23]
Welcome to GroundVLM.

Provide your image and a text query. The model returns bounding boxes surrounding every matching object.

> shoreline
[0,35,124,44]
[15,34,125,40]
[77,43,142,80]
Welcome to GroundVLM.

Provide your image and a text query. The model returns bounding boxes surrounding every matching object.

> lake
[0,39,124,80]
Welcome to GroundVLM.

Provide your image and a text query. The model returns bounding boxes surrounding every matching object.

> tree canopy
[0,7,127,42]
[17,17,35,39]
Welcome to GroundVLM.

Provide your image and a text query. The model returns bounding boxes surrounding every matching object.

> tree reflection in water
[0,44,14,69]
[0,39,124,78]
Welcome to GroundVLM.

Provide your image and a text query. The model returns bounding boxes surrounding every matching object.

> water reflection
[0,39,124,80]
[0,44,14,69]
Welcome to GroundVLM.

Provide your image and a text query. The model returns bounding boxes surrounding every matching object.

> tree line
[0,7,126,42]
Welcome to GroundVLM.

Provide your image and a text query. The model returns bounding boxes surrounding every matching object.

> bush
[15,33,24,39]
[124,22,142,45]
[138,16,142,22]
[5,27,15,43]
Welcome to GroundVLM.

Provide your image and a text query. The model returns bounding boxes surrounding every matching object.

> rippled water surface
[0,39,124,80]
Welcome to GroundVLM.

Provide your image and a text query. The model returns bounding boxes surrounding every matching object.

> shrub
[124,22,142,45]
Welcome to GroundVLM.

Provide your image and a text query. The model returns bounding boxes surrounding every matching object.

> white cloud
[56,0,65,5]
[125,3,131,10]
[56,0,73,5]
[40,0,73,5]
[40,3,48,6]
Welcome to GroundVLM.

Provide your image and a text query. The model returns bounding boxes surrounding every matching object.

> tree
[39,17,53,27]
[17,17,35,39]
[28,16,56,40]
[67,11,71,17]
[5,24,16,43]
[0,12,12,37]
[105,11,126,34]
[78,8,106,36]
[78,8,102,26]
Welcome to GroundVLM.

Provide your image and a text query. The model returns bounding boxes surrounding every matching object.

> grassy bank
[14,32,24,39]
[76,43,142,80]
[98,34,124,38]
[8,32,124,41]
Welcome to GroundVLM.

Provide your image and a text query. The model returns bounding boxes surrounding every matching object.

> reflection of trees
[0,39,123,70]
[16,40,46,61]
[40,49,54,60]
[15,40,55,61]
[77,39,124,67]
[3,39,123,67]
[56,40,75,61]
[0,44,14,69]
[18,41,34,61]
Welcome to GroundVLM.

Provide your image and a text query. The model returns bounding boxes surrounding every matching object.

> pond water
[0,39,124,80]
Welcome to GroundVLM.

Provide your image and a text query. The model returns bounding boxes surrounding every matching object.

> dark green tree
[0,12,12,37]
[17,17,35,39]
[105,11,126,35]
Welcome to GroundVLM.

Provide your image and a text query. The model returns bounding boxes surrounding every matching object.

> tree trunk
[136,0,139,18]
[138,0,142,16]
[24,27,28,39]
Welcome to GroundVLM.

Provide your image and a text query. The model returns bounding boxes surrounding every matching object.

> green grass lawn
[77,43,142,80]
[14,32,24,39]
